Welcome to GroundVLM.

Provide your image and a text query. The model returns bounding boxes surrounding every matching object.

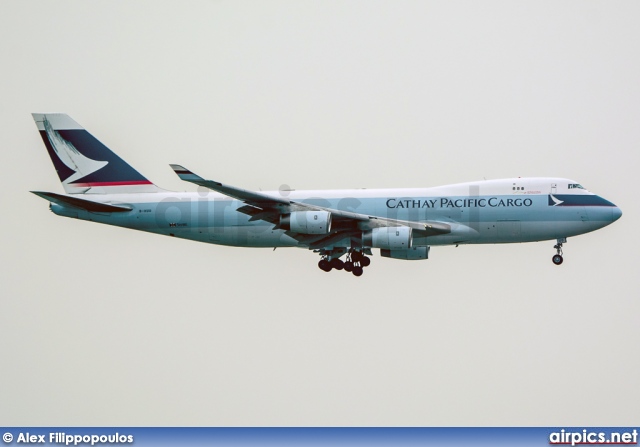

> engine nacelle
[362,226,412,250]
[280,211,332,234]
[380,246,429,260]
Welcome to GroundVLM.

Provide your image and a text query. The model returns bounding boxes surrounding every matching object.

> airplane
[31,113,622,276]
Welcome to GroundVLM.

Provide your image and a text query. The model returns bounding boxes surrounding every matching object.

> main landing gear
[552,238,566,265]
[318,249,371,277]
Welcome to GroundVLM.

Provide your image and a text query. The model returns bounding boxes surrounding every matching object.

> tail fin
[32,113,160,194]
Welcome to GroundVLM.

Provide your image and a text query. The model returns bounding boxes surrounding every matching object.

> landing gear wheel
[360,256,371,267]
[318,259,332,272]
[330,258,344,270]
[552,238,565,266]
[344,261,354,272]
[352,266,364,277]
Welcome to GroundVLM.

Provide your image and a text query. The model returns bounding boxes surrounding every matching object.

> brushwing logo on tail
[43,116,108,185]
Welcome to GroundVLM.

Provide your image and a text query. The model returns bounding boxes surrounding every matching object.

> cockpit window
[568,184,585,190]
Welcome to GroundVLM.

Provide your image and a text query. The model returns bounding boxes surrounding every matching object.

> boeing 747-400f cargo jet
[31,114,622,276]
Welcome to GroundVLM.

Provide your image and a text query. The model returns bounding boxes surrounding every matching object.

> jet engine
[362,226,412,250]
[380,246,430,260]
[280,210,332,234]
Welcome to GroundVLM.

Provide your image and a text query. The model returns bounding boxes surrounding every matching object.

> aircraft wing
[170,165,450,243]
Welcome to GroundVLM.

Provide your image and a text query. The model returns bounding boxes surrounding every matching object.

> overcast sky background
[1,1,638,426]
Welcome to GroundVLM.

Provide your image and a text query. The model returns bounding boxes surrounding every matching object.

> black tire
[352,266,364,277]
[351,251,362,262]
[330,258,344,270]
[552,254,563,265]
[360,256,371,267]
[318,259,332,271]
[344,261,354,272]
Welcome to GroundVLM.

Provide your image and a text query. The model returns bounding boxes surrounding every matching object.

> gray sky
[1,0,638,426]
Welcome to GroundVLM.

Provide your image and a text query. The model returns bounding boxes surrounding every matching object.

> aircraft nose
[611,206,622,222]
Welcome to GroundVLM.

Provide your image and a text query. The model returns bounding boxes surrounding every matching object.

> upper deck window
[568,184,585,190]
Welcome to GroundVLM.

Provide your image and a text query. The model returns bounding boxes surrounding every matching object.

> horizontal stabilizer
[31,191,132,213]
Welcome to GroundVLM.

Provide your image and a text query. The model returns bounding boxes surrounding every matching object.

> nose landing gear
[552,238,566,265]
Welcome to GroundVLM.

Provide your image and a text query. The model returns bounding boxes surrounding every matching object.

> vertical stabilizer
[32,113,160,194]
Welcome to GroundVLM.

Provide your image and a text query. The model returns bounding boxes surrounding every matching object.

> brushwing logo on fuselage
[43,116,108,185]
[548,194,564,206]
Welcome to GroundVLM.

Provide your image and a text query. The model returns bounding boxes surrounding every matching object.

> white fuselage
[49,177,621,250]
